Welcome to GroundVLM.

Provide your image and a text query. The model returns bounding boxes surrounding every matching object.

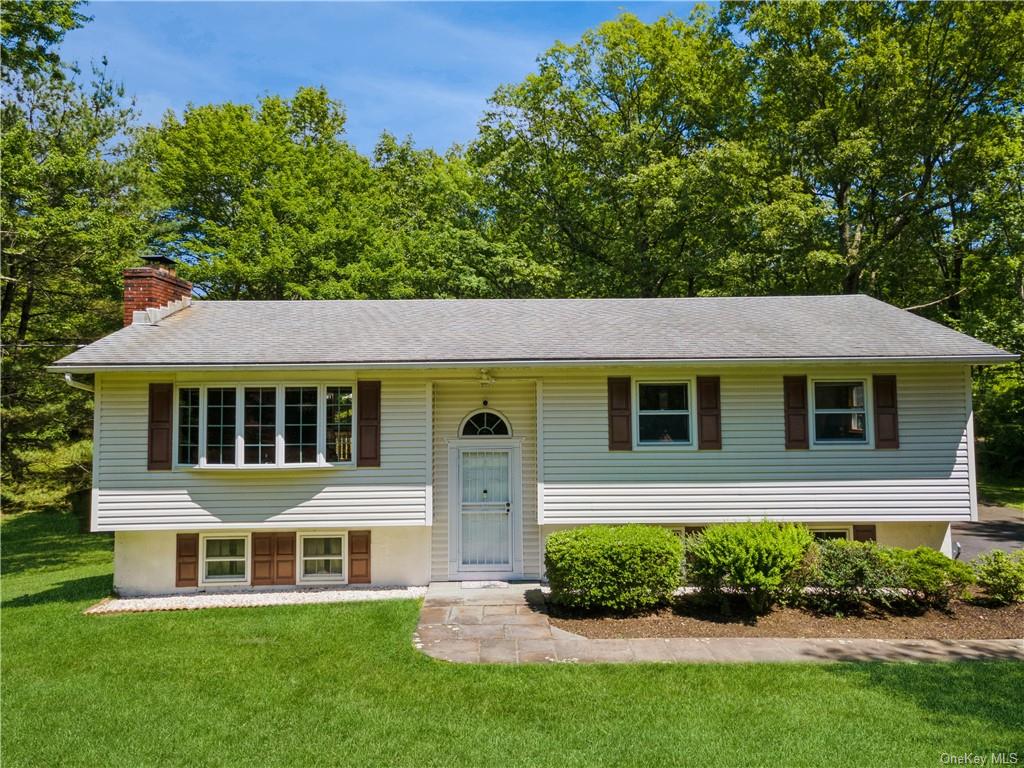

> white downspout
[64,373,94,393]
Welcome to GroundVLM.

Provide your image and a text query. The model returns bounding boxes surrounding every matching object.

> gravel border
[85,586,427,614]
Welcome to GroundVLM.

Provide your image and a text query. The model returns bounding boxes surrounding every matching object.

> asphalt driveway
[952,504,1024,560]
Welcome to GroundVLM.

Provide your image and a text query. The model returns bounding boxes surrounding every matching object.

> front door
[458,449,514,575]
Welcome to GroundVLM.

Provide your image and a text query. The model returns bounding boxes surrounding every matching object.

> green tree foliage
[0,0,87,83]
[2,3,1022,511]
[143,92,550,300]
[2,1,147,511]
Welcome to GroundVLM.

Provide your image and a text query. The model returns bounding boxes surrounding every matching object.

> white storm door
[458,449,513,572]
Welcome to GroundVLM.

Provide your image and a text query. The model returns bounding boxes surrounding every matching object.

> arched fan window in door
[460,410,511,437]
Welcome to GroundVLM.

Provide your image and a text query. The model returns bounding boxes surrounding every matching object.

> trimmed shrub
[971,550,1024,604]
[806,539,902,614]
[882,546,975,609]
[544,525,682,613]
[687,522,814,613]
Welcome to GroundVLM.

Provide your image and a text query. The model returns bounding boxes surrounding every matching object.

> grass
[3,514,1023,767]
[978,470,1024,511]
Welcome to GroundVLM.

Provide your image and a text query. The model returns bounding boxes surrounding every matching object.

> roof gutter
[63,373,94,392]
[47,352,1019,374]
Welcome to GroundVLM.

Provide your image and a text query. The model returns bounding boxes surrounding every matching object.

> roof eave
[47,352,1020,373]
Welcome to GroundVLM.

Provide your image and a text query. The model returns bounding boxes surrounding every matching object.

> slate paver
[416,582,1024,665]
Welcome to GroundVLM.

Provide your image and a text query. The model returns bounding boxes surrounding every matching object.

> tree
[1,62,147,510]
[474,12,814,298]
[0,0,87,83]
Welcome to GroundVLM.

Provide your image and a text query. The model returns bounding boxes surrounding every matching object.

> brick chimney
[123,255,193,326]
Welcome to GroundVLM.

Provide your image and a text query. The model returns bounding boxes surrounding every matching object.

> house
[51,257,1016,595]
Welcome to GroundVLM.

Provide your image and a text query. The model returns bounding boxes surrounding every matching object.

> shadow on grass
[1,512,112,577]
[824,661,1024,735]
[2,574,113,608]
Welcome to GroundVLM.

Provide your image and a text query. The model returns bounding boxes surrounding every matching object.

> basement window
[203,537,247,583]
[300,535,345,582]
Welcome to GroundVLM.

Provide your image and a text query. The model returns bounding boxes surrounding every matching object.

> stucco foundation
[114,526,432,596]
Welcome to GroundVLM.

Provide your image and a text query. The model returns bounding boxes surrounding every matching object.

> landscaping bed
[547,596,1024,641]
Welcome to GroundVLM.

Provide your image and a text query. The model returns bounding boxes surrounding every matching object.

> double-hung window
[175,384,355,468]
[812,381,867,444]
[203,536,247,583]
[300,535,345,582]
[636,382,692,445]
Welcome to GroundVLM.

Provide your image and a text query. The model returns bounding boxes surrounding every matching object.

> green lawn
[978,471,1024,511]
[3,514,1022,767]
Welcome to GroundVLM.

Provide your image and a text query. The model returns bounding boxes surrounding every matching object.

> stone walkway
[415,583,1024,664]
[86,585,427,614]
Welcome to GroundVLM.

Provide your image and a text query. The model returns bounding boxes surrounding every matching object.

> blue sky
[61,2,698,154]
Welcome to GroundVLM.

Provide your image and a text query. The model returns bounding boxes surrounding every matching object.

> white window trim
[298,531,347,584]
[199,533,249,586]
[458,408,514,438]
[632,378,696,450]
[809,378,873,449]
[173,383,357,470]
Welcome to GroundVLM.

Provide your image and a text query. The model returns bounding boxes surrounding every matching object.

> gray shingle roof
[51,295,1016,369]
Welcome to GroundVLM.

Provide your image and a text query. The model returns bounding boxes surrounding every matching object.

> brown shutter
[175,533,199,587]
[148,383,173,470]
[783,375,809,449]
[252,532,296,585]
[873,375,900,449]
[251,532,274,586]
[607,377,632,451]
[348,531,371,584]
[696,376,722,450]
[852,525,876,542]
[357,381,381,467]
[274,532,296,585]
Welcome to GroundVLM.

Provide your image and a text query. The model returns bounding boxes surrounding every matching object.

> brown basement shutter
[607,377,632,451]
[696,376,722,450]
[251,532,274,586]
[852,525,876,542]
[357,381,381,467]
[175,533,199,587]
[873,375,900,449]
[783,375,809,450]
[274,533,296,585]
[148,383,173,470]
[252,532,296,585]
[348,531,371,584]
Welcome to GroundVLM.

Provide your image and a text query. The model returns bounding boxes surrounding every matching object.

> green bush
[806,539,902,614]
[882,546,975,609]
[971,550,1024,604]
[687,522,814,613]
[544,525,682,613]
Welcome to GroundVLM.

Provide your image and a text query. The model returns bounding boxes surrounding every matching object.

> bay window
[175,384,356,468]
[177,387,200,465]
[325,386,353,463]
[205,387,237,465]
[244,387,277,465]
